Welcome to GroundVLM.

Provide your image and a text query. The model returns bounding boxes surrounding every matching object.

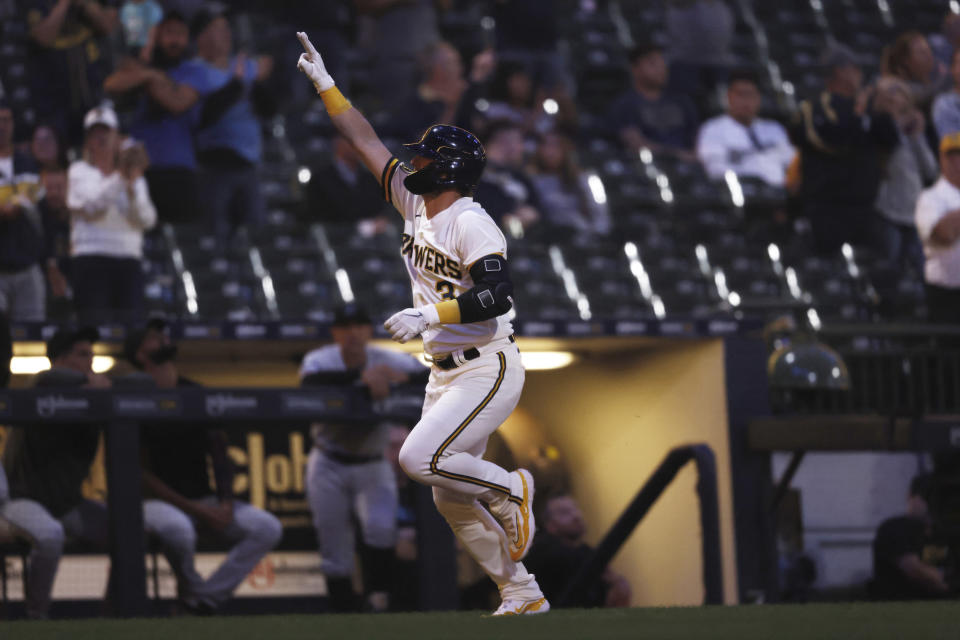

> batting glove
[384,306,439,343]
[296,31,335,93]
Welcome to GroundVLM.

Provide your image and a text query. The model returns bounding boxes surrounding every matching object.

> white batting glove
[384,306,439,343]
[296,31,335,93]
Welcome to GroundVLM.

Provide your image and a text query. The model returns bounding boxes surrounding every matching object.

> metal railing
[558,444,723,606]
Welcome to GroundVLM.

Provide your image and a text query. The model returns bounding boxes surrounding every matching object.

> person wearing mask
[873,78,938,274]
[299,304,428,612]
[190,9,274,241]
[696,70,795,187]
[530,130,610,238]
[0,100,44,321]
[0,327,111,619]
[523,494,631,608]
[914,132,960,324]
[871,474,951,600]
[607,43,699,160]
[67,105,156,325]
[125,318,283,614]
[791,44,900,255]
[473,119,541,232]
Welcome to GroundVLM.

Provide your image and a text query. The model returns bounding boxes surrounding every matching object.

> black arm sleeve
[199,78,244,129]
[300,369,362,387]
[456,254,514,323]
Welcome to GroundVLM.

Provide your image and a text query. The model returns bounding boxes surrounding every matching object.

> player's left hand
[384,308,428,343]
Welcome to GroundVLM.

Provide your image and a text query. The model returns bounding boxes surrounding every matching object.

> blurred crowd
[1,0,959,326]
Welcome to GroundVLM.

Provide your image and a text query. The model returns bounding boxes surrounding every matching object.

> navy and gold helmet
[402,124,486,195]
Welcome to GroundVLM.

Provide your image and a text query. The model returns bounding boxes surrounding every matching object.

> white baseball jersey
[299,344,426,455]
[383,159,514,357]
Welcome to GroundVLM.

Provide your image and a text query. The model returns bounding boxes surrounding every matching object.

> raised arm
[296,32,391,179]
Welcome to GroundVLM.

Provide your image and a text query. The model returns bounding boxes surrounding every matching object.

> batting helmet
[402,124,486,195]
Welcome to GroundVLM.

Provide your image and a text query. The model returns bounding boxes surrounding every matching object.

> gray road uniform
[299,344,427,580]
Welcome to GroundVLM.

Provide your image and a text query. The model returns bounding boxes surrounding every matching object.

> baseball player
[297,32,549,616]
[300,303,428,612]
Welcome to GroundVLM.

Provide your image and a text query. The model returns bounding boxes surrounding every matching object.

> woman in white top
[67,106,156,325]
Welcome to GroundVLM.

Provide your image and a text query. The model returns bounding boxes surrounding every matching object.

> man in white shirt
[696,70,795,187]
[915,132,960,324]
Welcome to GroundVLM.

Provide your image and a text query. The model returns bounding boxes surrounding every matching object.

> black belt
[433,335,515,371]
[323,449,383,465]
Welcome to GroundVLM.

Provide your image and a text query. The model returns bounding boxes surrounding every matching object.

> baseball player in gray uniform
[297,32,549,615]
[300,304,428,612]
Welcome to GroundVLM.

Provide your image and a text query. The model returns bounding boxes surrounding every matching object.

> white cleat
[490,469,536,561]
[492,596,550,616]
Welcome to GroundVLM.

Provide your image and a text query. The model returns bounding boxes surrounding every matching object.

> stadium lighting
[952,0,959,13]
[10,356,115,375]
[542,98,559,115]
[587,174,607,204]
[334,268,355,303]
[297,167,312,184]
[724,170,744,207]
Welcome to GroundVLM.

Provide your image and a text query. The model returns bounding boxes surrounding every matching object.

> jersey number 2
[436,281,455,300]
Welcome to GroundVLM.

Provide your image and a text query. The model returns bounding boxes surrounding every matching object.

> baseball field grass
[4,601,960,639]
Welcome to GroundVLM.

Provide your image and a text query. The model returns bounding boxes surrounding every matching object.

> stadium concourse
[1,0,960,626]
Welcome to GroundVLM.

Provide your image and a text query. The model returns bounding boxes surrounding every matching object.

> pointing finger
[296,31,320,58]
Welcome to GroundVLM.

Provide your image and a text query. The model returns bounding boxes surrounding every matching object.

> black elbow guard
[456,254,514,323]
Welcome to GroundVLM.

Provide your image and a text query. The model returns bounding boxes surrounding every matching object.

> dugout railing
[558,444,723,606]
[0,385,441,617]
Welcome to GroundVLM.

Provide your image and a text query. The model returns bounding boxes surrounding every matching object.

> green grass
[4,602,960,640]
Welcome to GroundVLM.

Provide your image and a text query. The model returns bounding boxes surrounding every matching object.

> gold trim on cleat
[496,597,548,616]
[509,471,532,562]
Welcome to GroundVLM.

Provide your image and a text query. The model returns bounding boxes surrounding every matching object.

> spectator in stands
[871,474,950,600]
[68,105,156,325]
[608,43,699,161]
[39,166,73,311]
[696,70,795,187]
[473,119,541,232]
[0,327,111,619]
[932,49,960,140]
[387,41,491,141]
[485,61,577,136]
[30,124,67,172]
[119,0,163,59]
[191,8,274,240]
[302,133,392,230]
[523,494,631,608]
[530,130,610,238]
[882,30,950,114]
[666,0,735,102]
[792,44,900,255]
[0,100,44,322]
[914,132,960,324]
[355,0,439,106]
[929,11,960,68]
[25,0,119,146]
[874,78,937,274]
[105,11,243,226]
[126,318,283,614]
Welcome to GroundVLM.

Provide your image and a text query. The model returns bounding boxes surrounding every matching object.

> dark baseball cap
[332,303,371,327]
[191,7,227,38]
[820,43,859,70]
[46,327,99,361]
[123,317,169,367]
